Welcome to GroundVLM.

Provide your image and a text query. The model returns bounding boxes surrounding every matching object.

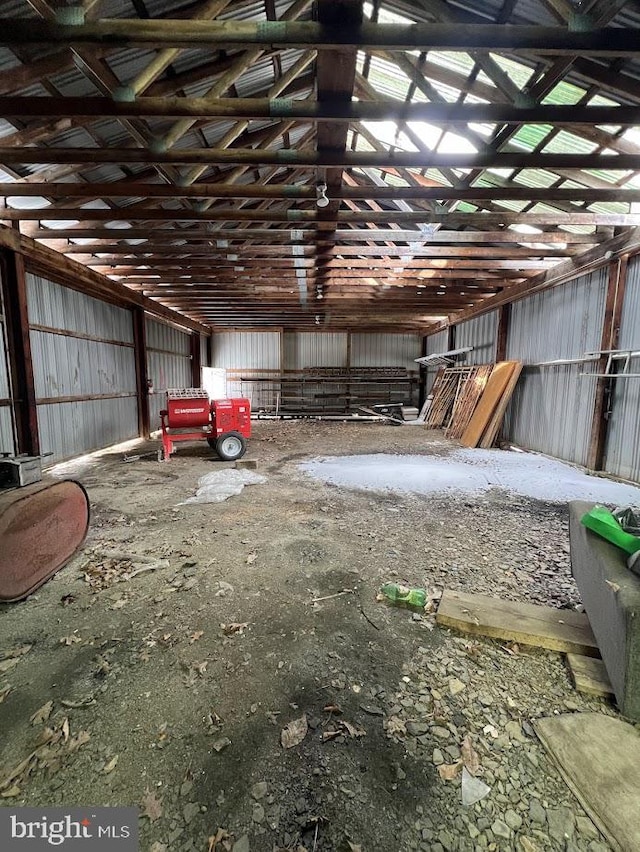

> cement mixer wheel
[215,431,247,461]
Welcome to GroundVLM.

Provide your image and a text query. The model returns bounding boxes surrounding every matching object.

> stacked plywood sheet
[460,360,523,448]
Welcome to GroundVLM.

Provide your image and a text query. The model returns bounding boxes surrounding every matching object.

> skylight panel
[542,81,587,105]
[511,124,554,151]
[542,131,599,155]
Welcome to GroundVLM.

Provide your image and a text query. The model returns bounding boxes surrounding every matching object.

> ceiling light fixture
[316,182,330,208]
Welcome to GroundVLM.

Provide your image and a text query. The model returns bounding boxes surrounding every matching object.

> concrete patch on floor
[300,448,640,504]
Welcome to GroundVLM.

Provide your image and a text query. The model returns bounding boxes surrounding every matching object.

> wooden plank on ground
[479,361,523,448]
[535,712,640,852]
[460,361,518,448]
[436,589,599,656]
[566,653,614,698]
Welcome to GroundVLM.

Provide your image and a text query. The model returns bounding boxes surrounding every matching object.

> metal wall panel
[212,331,280,369]
[212,332,281,411]
[200,333,209,368]
[290,332,348,368]
[456,311,498,365]
[37,398,138,462]
[27,274,138,462]
[504,268,608,466]
[146,318,192,429]
[423,329,448,394]
[30,332,136,399]
[27,273,133,343]
[350,333,421,368]
[146,317,191,355]
[604,257,640,482]
[0,406,13,455]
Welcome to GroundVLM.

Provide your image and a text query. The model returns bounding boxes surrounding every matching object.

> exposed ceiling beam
[30,228,604,243]
[5,97,640,125]
[4,148,640,169]
[7,209,638,225]
[3,21,640,55]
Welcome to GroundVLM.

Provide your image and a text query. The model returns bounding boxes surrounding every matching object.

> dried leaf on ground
[438,762,462,781]
[140,788,163,822]
[67,730,90,753]
[281,714,308,749]
[103,755,119,774]
[1,784,21,798]
[149,843,168,852]
[207,828,232,852]
[0,684,12,703]
[385,716,406,738]
[110,598,127,610]
[30,701,53,726]
[193,661,208,677]
[461,734,480,776]
[221,623,248,636]
[605,580,621,593]
[246,552,257,565]
[189,631,204,644]
[59,635,82,646]
[61,718,70,742]
[0,658,20,674]
[323,704,342,714]
[347,842,363,852]
[60,593,76,606]
[340,720,366,738]
[2,644,32,660]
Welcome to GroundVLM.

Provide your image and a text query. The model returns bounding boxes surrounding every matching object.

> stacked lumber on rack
[425,361,522,446]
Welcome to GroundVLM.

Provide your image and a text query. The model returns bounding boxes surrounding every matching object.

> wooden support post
[447,324,456,352]
[132,306,150,439]
[418,334,428,408]
[206,333,213,369]
[587,255,628,472]
[190,332,202,387]
[496,302,511,361]
[346,329,352,412]
[0,248,39,455]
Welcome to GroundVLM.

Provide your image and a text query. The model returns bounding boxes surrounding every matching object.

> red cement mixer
[159,389,251,462]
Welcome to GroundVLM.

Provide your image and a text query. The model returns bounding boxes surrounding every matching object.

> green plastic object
[580,505,640,556]
[380,583,427,609]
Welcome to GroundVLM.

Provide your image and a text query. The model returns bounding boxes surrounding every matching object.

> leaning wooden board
[566,653,614,698]
[436,589,599,656]
[535,713,640,851]
[479,361,523,448]
[460,361,519,448]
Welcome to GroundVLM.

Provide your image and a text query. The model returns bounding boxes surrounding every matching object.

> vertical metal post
[132,306,150,438]
[0,249,39,455]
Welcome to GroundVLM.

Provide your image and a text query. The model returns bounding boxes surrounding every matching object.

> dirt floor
[0,422,624,851]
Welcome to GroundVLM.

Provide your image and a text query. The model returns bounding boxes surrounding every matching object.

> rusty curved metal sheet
[0,478,90,602]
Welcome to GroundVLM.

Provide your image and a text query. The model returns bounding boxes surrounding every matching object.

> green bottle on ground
[380,583,427,610]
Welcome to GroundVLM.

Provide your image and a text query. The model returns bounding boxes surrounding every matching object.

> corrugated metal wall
[351,332,421,368]
[284,332,348,368]
[504,267,608,466]
[604,257,640,482]
[146,317,192,430]
[27,273,138,462]
[212,331,280,410]
[424,328,448,394]
[456,311,498,365]
[0,273,15,454]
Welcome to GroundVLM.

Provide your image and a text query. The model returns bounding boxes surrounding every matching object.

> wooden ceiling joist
[2,0,640,331]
